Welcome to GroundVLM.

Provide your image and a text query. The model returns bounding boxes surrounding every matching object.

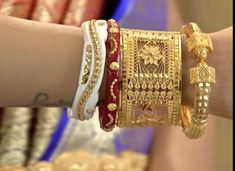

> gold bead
[189,64,216,84]
[107,103,117,111]
[86,108,95,114]
[109,27,119,33]
[195,48,208,61]
[203,96,209,100]
[103,128,113,132]
[109,19,116,23]
[181,23,201,37]
[110,62,119,70]
[180,105,191,129]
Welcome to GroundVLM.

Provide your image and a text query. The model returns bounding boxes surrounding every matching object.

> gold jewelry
[181,23,216,138]
[81,44,93,85]
[118,28,182,127]
[76,20,104,120]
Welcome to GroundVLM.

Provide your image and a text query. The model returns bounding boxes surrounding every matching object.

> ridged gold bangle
[118,28,182,127]
[180,23,216,138]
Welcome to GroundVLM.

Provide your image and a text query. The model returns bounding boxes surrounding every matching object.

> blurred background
[0,0,232,171]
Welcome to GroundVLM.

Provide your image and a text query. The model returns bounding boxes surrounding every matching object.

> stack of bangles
[69,20,216,139]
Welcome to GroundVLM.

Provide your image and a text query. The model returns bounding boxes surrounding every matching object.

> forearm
[0,15,83,107]
[182,27,233,119]
[0,16,232,119]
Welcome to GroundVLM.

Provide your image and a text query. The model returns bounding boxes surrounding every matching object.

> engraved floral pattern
[139,42,165,66]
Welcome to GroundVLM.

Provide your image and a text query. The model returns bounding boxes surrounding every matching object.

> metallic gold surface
[86,108,95,114]
[118,28,182,127]
[181,23,216,138]
[106,114,114,127]
[77,20,102,120]
[110,79,118,100]
[182,23,213,56]
[107,103,117,111]
[81,44,92,85]
[109,62,119,71]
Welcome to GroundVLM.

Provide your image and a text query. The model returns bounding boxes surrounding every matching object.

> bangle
[69,21,94,119]
[98,19,121,131]
[118,28,182,127]
[180,23,216,138]
[70,20,107,120]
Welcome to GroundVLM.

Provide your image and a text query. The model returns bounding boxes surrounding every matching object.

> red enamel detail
[98,19,120,131]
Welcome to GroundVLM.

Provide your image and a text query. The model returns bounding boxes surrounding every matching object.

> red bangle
[98,19,120,131]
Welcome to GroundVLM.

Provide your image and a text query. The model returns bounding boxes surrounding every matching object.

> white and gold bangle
[70,20,107,120]
[69,21,94,119]
[83,20,107,119]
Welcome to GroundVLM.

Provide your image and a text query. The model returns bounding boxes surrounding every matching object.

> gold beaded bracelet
[180,23,216,138]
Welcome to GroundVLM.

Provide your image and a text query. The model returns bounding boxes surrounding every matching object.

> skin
[0,3,232,171]
[182,27,233,119]
[148,1,232,171]
[0,15,83,107]
[0,15,232,119]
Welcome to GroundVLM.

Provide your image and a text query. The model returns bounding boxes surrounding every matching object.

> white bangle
[83,20,107,119]
[70,20,107,120]
[69,21,93,119]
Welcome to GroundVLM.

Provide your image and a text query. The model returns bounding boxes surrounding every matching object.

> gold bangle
[118,28,182,127]
[181,23,216,138]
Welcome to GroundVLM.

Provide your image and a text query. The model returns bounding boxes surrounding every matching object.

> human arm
[0,15,83,107]
[0,15,232,119]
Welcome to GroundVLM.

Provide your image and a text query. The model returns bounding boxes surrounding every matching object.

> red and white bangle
[98,19,121,131]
